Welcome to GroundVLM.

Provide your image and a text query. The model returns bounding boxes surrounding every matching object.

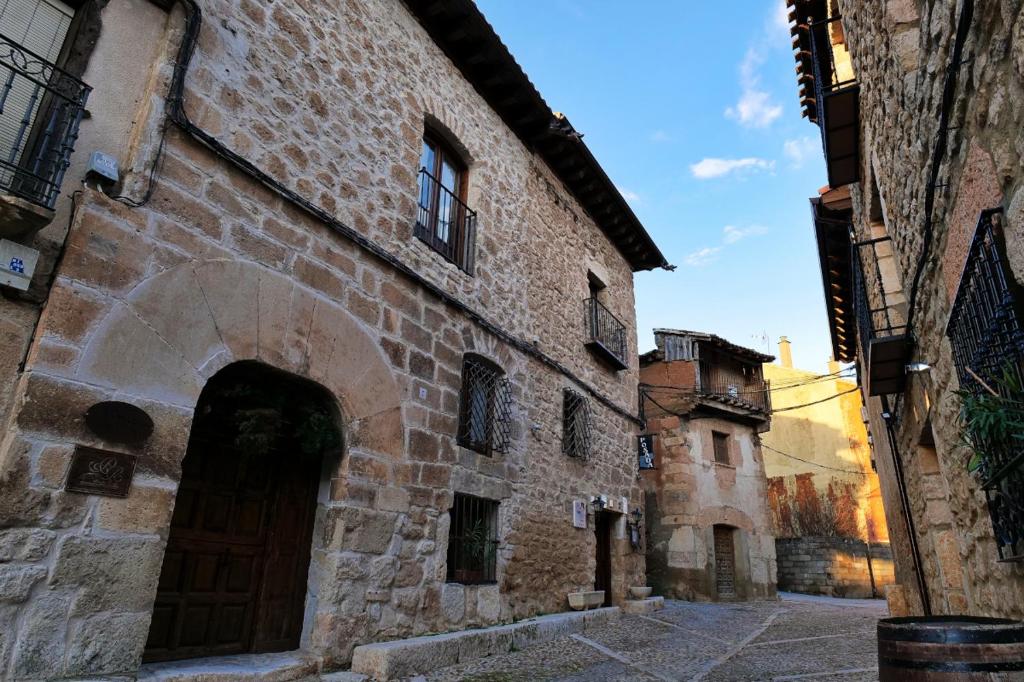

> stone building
[639,329,777,602]
[787,0,1024,617]
[762,338,893,598]
[0,0,669,678]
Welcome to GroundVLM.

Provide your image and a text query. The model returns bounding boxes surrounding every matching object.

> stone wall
[775,537,895,599]
[0,0,649,678]
[826,0,1024,618]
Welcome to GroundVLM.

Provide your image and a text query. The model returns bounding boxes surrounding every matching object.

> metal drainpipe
[880,395,932,616]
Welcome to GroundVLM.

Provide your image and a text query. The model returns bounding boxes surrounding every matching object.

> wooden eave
[403,0,669,271]
[812,197,856,363]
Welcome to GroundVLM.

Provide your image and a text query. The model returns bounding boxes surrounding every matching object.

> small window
[447,493,498,584]
[562,389,592,461]
[414,132,476,274]
[712,431,730,465]
[457,354,512,456]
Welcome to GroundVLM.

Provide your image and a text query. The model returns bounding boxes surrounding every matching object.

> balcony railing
[414,168,476,275]
[584,298,628,371]
[947,209,1024,562]
[0,33,90,210]
[853,237,911,395]
[807,17,860,187]
[698,361,772,415]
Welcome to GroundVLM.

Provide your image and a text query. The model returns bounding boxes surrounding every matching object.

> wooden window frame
[712,430,731,465]
[415,131,475,273]
[446,493,499,585]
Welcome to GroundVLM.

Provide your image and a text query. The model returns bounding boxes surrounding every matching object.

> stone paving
[424,593,886,682]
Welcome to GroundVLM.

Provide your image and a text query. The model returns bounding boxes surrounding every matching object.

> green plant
[956,364,1024,473]
[463,518,496,568]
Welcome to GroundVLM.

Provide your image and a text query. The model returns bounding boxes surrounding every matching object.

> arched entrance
[144,362,341,662]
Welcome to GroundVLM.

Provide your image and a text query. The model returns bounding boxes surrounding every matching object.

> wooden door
[594,511,612,606]
[144,435,320,662]
[714,526,736,599]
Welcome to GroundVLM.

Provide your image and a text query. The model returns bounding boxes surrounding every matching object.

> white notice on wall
[572,499,587,529]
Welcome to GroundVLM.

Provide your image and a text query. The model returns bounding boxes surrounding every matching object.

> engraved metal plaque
[65,446,137,497]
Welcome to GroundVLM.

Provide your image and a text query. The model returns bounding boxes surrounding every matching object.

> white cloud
[683,246,722,267]
[773,0,790,32]
[649,130,672,143]
[783,136,818,168]
[690,157,775,179]
[723,224,769,244]
[725,47,783,129]
[618,187,641,203]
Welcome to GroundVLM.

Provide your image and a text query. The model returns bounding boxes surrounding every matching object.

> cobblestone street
[425,594,886,682]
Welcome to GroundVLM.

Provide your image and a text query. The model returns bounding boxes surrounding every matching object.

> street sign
[638,434,656,470]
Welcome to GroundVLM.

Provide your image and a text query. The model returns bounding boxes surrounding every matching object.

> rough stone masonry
[0,0,667,678]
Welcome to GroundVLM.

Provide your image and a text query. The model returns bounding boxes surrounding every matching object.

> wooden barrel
[878,616,1024,680]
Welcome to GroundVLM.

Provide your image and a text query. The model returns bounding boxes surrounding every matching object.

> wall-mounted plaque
[65,446,137,497]
[638,434,656,470]
[572,499,587,529]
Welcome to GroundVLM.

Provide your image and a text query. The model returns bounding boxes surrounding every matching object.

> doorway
[713,525,736,600]
[144,363,340,663]
[594,511,613,606]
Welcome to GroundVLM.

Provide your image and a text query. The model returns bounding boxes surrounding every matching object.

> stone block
[456,624,514,662]
[476,584,501,622]
[50,536,164,615]
[0,565,46,603]
[11,592,71,679]
[621,597,665,614]
[0,528,55,562]
[65,611,151,676]
[96,485,176,535]
[350,631,461,680]
[440,583,465,623]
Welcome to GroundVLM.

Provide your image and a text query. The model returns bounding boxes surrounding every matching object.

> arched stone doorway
[144,362,342,662]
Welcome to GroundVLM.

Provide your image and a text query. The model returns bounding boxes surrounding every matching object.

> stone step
[621,596,665,614]
[350,607,620,681]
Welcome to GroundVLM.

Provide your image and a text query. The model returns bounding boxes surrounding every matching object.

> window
[712,431,730,465]
[562,389,592,460]
[447,493,498,584]
[414,132,476,274]
[457,354,512,456]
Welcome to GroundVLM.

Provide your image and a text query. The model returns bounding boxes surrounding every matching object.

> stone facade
[762,340,888,544]
[791,0,1024,618]
[775,537,895,599]
[639,330,777,602]
[0,0,663,678]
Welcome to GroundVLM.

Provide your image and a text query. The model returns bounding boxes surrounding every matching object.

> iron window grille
[947,208,1024,562]
[457,354,513,456]
[562,389,592,461]
[447,493,498,584]
[584,297,628,370]
[0,32,90,210]
[414,168,476,275]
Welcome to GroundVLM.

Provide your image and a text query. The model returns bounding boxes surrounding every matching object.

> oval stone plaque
[84,401,154,444]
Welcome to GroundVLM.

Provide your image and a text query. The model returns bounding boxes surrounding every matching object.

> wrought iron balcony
[947,209,1024,562]
[414,168,476,275]
[0,33,90,212]
[698,361,772,415]
[805,17,860,187]
[584,297,628,371]
[853,237,911,396]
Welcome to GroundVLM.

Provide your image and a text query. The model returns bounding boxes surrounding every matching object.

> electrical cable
[761,443,868,476]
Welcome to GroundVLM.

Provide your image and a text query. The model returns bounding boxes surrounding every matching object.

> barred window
[447,493,498,584]
[457,355,512,455]
[562,389,592,460]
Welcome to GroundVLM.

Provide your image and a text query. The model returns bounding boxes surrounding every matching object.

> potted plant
[453,518,495,584]
[957,365,1024,477]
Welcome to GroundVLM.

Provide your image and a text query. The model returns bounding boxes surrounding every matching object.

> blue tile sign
[638,434,655,470]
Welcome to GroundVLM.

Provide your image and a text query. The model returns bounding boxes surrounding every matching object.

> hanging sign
[638,434,656,470]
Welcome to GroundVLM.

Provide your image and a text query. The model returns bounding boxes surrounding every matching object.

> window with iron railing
[0,28,90,210]
[414,133,476,274]
[562,389,592,461]
[697,359,771,414]
[947,208,1024,562]
[584,297,628,370]
[447,493,498,584]
[457,354,513,456]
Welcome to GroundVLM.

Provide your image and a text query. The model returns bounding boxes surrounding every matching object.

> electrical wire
[770,386,860,412]
[761,443,868,476]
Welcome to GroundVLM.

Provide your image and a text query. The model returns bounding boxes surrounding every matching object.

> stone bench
[350,607,620,680]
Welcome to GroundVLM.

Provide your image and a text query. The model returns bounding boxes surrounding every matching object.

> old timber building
[0,0,668,677]
[788,0,1024,618]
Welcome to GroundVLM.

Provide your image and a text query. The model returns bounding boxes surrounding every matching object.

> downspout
[880,395,932,616]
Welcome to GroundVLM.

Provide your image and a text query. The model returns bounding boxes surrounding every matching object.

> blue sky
[475,0,836,371]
